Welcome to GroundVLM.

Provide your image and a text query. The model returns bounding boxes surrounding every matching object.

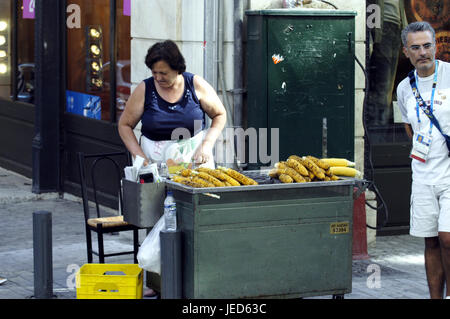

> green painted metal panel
[246,10,355,168]
[169,180,354,299]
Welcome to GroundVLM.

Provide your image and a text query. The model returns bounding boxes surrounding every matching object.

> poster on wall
[124,0,131,16]
[66,90,101,120]
[23,0,35,19]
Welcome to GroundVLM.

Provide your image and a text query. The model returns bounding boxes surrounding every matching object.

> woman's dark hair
[145,40,186,74]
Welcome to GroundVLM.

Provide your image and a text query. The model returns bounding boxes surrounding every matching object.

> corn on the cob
[269,168,279,178]
[275,161,288,170]
[196,167,240,186]
[180,168,193,177]
[193,171,225,187]
[182,180,206,188]
[216,170,241,186]
[277,167,307,183]
[191,176,216,187]
[323,168,340,181]
[320,158,355,167]
[286,158,309,176]
[287,155,303,163]
[328,166,361,177]
[171,175,190,183]
[330,174,340,181]
[289,155,325,181]
[279,174,293,183]
[306,155,330,170]
[301,157,326,180]
[218,167,258,185]
[171,175,205,188]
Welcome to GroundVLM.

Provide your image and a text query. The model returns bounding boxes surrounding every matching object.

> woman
[118,40,226,170]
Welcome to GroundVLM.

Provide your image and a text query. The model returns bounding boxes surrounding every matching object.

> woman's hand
[193,140,214,164]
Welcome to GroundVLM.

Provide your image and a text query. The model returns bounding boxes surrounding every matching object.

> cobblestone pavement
[0,167,432,299]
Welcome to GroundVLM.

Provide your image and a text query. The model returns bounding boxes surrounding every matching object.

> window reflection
[66,0,130,122]
[0,2,11,100]
[17,1,35,104]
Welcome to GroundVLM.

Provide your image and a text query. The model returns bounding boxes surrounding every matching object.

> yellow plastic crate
[76,264,143,299]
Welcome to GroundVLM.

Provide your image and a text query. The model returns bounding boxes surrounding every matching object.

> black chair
[77,151,140,263]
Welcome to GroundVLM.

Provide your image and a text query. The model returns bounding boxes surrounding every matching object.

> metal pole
[32,0,63,194]
[33,211,53,299]
[160,230,182,299]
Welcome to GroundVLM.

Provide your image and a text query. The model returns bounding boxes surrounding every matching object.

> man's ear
[402,46,409,59]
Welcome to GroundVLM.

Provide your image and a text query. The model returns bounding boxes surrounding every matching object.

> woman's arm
[193,75,227,163]
[118,82,149,163]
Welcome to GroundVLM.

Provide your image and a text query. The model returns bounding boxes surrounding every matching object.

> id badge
[410,133,432,163]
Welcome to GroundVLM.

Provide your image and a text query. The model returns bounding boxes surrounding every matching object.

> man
[397,21,450,299]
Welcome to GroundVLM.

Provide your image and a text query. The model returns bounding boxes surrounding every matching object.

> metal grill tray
[165,169,363,194]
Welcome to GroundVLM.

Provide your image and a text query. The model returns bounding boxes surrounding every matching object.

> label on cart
[330,222,349,234]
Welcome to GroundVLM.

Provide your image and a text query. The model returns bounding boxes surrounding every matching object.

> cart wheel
[332,294,344,299]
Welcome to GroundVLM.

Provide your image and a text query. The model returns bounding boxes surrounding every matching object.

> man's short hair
[401,21,436,47]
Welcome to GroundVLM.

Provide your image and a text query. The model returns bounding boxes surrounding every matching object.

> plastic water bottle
[159,162,169,180]
[164,190,177,232]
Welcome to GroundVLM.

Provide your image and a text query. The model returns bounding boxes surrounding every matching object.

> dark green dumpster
[166,173,357,298]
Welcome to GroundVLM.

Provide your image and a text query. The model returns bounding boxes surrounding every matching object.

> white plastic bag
[137,215,165,274]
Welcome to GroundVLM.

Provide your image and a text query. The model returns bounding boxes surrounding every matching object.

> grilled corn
[301,157,326,180]
[286,158,309,176]
[306,155,330,170]
[277,167,307,183]
[330,174,340,181]
[279,174,294,183]
[218,167,258,186]
[180,168,193,177]
[171,175,190,183]
[191,176,216,187]
[171,175,205,188]
[193,171,225,187]
[196,167,241,186]
[269,168,279,178]
[275,161,288,170]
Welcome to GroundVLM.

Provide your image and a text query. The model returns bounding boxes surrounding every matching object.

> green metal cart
[166,174,357,299]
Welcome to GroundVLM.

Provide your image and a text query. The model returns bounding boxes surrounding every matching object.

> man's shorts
[410,181,450,237]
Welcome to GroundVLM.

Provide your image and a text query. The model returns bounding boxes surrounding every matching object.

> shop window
[0,1,11,100]
[66,0,130,123]
[0,1,35,103]
[115,0,131,121]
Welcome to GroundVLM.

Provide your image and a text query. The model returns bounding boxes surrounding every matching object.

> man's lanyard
[409,60,439,135]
